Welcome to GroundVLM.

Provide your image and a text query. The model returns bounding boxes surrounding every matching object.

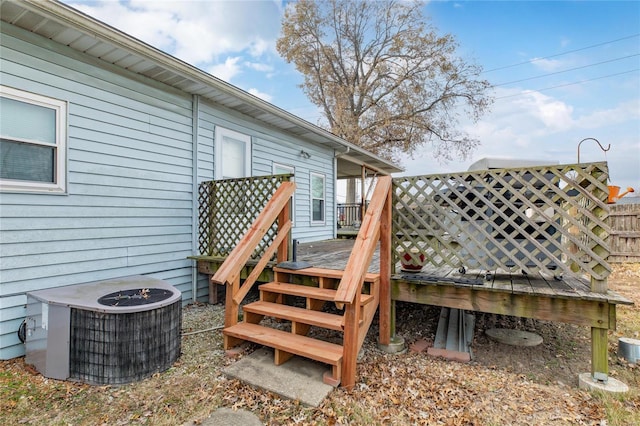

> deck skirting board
[391,280,617,329]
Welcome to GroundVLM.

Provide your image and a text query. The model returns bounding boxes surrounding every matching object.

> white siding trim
[0,85,68,193]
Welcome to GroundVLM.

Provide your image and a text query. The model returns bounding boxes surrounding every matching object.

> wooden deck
[194,237,632,386]
[196,238,632,315]
[295,239,632,330]
[195,164,633,385]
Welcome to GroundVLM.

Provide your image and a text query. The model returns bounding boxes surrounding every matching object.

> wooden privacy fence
[392,162,611,280]
[608,203,640,263]
[197,174,293,259]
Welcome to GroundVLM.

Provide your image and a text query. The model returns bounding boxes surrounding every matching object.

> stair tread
[244,300,344,330]
[259,282,374,305]
[274,266,379,283]
[224,322,343,365]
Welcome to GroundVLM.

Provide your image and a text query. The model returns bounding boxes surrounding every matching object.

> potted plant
[398,246,427,272]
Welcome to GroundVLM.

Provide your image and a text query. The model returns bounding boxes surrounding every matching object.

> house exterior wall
[0,23,196,359]
[197,100,336,243]
[0,22,338,359]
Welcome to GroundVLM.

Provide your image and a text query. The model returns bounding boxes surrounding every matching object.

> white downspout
[333,152,338,238]
[191,95,200,303]
[334,146,350,157]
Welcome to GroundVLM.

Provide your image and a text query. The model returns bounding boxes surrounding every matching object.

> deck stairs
[223,266,381,387]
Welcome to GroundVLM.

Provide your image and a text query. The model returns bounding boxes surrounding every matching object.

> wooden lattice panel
[392,162,610,280]
[197,174,292,259]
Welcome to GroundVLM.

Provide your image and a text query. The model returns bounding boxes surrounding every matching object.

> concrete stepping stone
[486,328,543,347]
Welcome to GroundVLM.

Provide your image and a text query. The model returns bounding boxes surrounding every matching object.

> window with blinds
[0,86,67,193]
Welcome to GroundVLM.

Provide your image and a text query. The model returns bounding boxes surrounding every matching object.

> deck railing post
[378,181,392,346]
[277,198,291,264]
[335,176,391,388]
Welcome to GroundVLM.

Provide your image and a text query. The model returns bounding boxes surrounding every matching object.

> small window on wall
[215,127,251,180]
[311,172,325,224]
[274,163,295,223]
[0,86,67,193]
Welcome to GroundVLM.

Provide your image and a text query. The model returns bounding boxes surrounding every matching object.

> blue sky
[67,0,640,194]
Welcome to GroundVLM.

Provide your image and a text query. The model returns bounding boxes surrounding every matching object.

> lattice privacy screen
[198,174,292,259]
[392,162,610,280]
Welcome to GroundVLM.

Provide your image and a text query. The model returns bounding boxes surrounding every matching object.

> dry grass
[1,264,638,425]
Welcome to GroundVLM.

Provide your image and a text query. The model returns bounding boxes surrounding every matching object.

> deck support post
[591,326,609,380]
[378,184,392,346]
[590,277,610,380]
[341,302,360,389]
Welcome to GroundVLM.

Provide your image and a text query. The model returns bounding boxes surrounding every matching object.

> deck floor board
[296,239,631,305]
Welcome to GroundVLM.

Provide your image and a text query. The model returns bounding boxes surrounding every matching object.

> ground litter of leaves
[1,264,638,425]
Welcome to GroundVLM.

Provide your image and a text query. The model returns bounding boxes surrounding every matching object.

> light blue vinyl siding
[253,137,335,243]
[197,99,336,243]
[0,24,195,359]
[0,20,344,360]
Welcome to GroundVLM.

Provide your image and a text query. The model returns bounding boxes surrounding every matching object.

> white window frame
[0,86,67,193]
[214,126,251,180]
[310,172,326,225]
[273,162,295,224]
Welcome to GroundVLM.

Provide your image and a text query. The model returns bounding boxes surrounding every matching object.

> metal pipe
[577,137,610,163]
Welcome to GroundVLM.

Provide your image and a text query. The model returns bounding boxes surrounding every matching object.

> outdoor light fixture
[300,150,311,159]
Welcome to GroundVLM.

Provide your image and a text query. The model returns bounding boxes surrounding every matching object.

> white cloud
[249,38,273,57]
[530,57,565,72]
[68,0,282,65]
[399,84,639,192]
[246,62,275,73]
[247,88,273,102]
[207,57,243,82]
[468,88,574,141]
[70,2,175,50]
[574,100,640,130]
[523,91,574,131]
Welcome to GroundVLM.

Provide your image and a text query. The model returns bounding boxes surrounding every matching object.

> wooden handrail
[336,175,392,389]
[232,220,292,304]
[334,176,392,304]
[211,181,295,286]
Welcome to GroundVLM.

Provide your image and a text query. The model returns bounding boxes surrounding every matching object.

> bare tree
[277,0,492,163]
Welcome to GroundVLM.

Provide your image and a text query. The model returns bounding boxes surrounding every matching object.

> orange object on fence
[608,185,635,204]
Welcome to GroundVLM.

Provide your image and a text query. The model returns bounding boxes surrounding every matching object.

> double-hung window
[0,86,67,193]
[311,172,325,224]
